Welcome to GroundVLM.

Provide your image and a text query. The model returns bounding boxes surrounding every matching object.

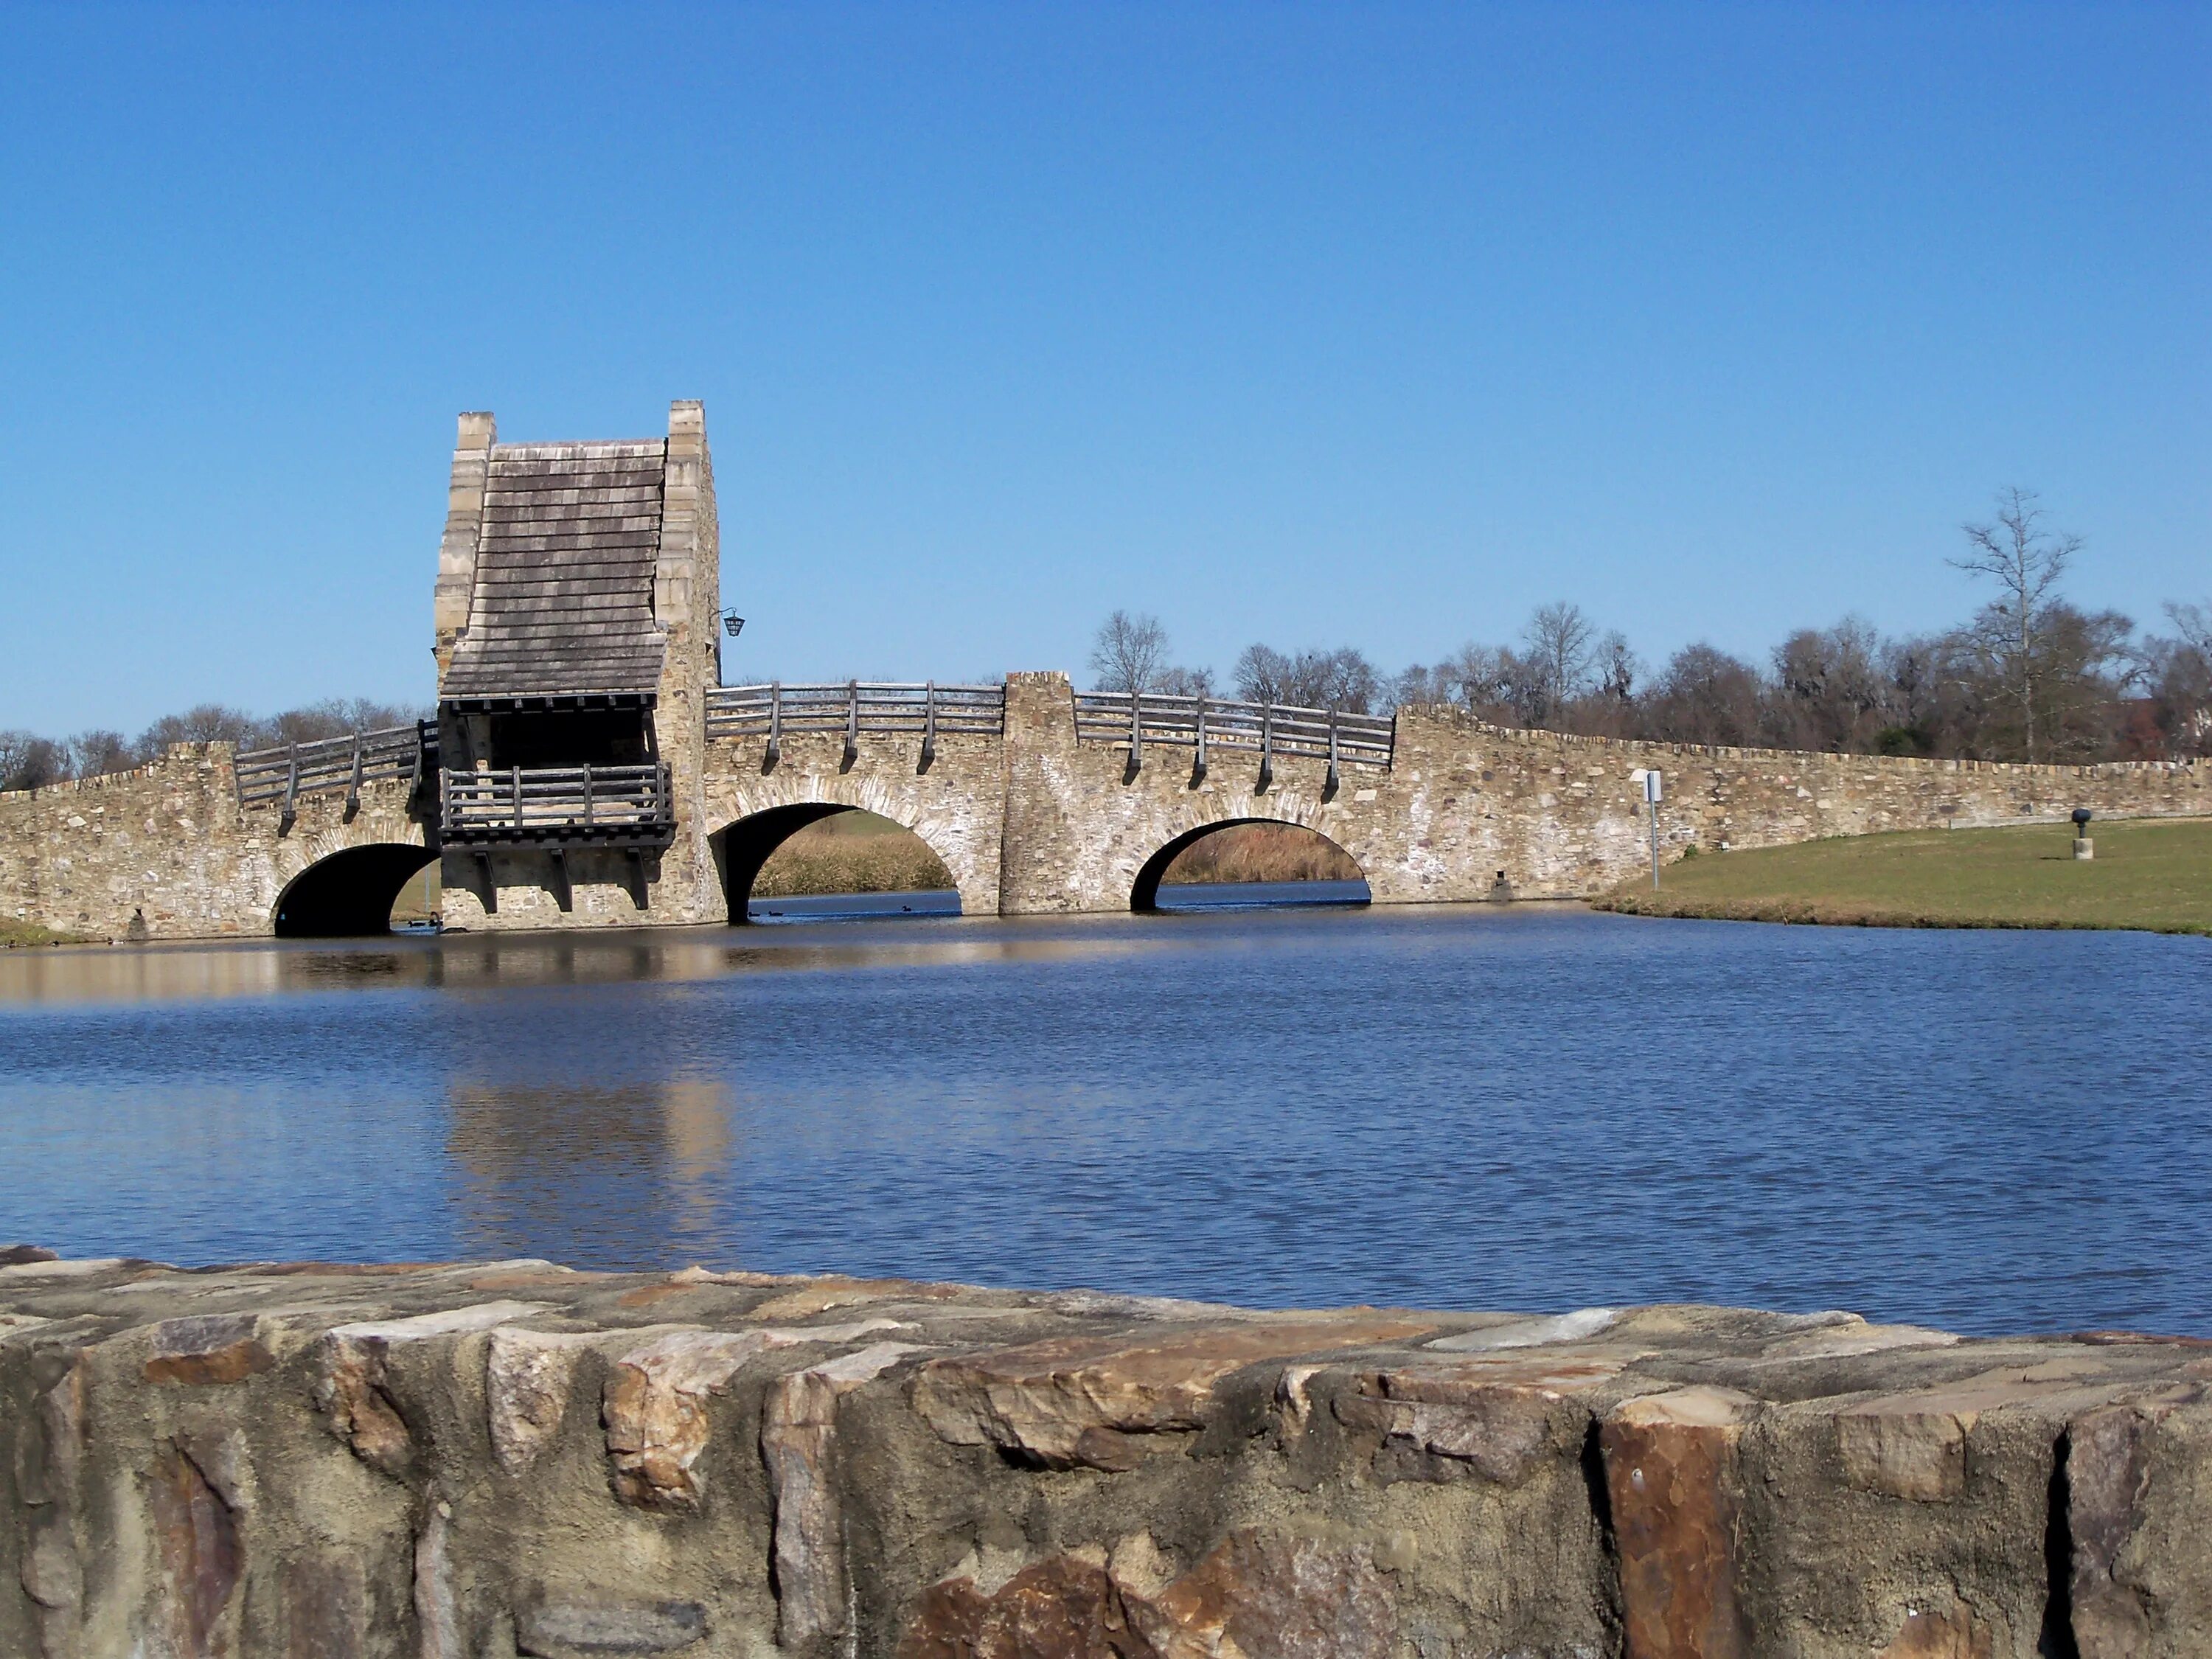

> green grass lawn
[1594,816,2212,937]
[1,918,93,947]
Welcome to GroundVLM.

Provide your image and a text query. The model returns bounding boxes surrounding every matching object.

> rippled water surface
[2,901,2208,1335]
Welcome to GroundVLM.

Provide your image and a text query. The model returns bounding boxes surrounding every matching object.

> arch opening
[1132,820,1371,914]
[272,844,439,938]
[712,806,961,925]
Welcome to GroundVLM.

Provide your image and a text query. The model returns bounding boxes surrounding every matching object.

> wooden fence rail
[705,681,1005,766]
[233,724,430,816]
[1073,690,1394,787]
[439,762,673,846]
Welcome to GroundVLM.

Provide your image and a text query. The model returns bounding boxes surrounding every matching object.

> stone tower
[428,401,722,931]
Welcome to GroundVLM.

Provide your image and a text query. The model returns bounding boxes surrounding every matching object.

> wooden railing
[439,762,673,846]
[705,681,1005,766]
[1073,690,1394,787]
[233,723,431,815]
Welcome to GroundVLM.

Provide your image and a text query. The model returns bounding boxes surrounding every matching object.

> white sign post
[1636,768,1663,888]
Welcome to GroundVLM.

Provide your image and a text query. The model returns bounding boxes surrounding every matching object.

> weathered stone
[145,1313,274,1385]
[1141,1529,1396,1659]
[763,1342,925,1646]
[1425,1307,1618,1352]
[279,1558,368,1659]
[414,1498,462,1659]
[900,1531,1394,1659]
[902,1555,1159,1659]
[1601,1386,1757,1659]
[315,1301,546,1474]
[1340,1352,1627,1485]
[150,1440,242,1659]
[516,1596,709,1655]
[485,1327,597,1475]
[914,1315,1436,1470]
[604,1319,911,1509]
[1877,1599,1994,1657]
[2068,1404,2155,1658]
[1837,1404,1969,1502]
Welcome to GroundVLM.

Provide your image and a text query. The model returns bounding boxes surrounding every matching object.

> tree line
[0,699,429,793]
[1089,490,2211,765]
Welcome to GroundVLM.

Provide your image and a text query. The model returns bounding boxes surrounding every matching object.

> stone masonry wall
[3,1250,2208,1658]
[0,747,424,942]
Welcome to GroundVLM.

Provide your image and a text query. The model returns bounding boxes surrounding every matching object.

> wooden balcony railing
[233,723,431,816]
[705,681,1004,767]
[439,762,674,847]
[1072,690,1394,789]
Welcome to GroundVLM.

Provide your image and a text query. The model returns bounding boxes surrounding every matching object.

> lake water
[1,899,2207,1337]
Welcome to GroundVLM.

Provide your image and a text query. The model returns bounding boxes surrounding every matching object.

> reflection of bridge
[2,400,2204,940]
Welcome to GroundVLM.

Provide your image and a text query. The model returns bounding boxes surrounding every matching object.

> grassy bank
[1,919,92,947]
[1595,816,2212,937]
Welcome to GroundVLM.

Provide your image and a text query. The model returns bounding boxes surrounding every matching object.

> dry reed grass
[1161,822,1362,884]
[753,819,956,896]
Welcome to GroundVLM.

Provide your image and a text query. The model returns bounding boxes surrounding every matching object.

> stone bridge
[2,679,2205,941]
[2,399,2205,940]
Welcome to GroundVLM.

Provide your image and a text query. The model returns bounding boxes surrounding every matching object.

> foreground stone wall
[0,748,424,941]
[2,1250,2207,1658]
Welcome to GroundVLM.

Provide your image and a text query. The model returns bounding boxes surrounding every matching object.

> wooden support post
[582,763,594,827]
[1127,689,1143,773]
[920,680,937,771]
[511,765,523,832]
[549,846,572,912]
[1258,708,1274,793]
[1193,696,1208,784]
[844,680,860,765]
[345,733,364,814]
[476,851,497,913]
[281,744,300,827]
[766,681,782,766]
[1326,711,1340,794]
[626,847,648,910]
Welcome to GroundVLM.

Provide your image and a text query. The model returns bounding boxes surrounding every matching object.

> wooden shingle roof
[442,440,670,700]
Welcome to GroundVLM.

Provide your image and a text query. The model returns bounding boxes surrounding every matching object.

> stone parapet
[2,1251,2208,1656]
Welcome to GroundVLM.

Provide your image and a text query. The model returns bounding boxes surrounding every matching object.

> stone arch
[1128,810,1371,912]
[272,843,438,936]
[706,776,991,922]
[265,804,434,937]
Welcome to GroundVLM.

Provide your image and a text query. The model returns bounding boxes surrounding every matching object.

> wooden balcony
[439,762,674,849]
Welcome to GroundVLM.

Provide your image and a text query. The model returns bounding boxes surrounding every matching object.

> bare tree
[1597,631,1640,703]
[67,730,133,778]
[1233,644,1294,705]
[2165,599,2212,658]
[0,732,67,792]
[1441,643,1513,720]
[1519,602,1595,725]
[1308,647,1379,714]
[1952,487,2083,761]
[1088,611,1169,694]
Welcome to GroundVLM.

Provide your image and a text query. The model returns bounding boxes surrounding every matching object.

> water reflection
[0,917,1162,1009]
[449,1079,734,1268]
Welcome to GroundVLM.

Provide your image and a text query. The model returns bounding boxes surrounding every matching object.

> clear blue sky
[2,3,2205,734]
